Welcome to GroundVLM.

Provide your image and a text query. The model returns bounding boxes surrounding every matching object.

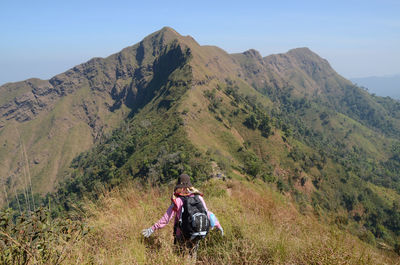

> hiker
[142,174,223,259]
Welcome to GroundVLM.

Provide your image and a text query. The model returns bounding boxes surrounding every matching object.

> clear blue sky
[1,0,399,85]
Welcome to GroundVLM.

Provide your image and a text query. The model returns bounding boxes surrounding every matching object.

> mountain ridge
[1,26,399,196]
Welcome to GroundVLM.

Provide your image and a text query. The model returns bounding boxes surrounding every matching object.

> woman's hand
[141,227,154,238]
[218,227,224,236]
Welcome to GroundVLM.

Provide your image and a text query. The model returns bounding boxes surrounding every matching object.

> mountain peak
[141,26,182,44]
[159,26,180,35]
[153,26,182,40]
[286,47,327,64]
[280,47,336,77]
[242,49,263,61]
[137,27,200,56]
[243,49,262,58]
[287,47,313,55]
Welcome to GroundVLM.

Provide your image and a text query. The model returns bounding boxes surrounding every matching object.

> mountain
[351,74,400,100]
[0,27,192,202]
[1,27,400,258]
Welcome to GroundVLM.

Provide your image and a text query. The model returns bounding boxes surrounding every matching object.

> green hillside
[1,27,400,262]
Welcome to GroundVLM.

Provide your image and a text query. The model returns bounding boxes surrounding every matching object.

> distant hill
[1,27,400,253]
[351,74,400,100]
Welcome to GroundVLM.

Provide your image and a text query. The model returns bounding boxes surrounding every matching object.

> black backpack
[179,195,210,241]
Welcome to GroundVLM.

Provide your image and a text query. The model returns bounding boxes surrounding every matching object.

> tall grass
[64,179,399,264]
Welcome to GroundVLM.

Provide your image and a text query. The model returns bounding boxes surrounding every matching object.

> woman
[142,174,223,259]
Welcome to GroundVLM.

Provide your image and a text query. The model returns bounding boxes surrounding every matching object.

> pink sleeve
[198,196,209,212]
[151,204,176,231]
[199,196,222,229]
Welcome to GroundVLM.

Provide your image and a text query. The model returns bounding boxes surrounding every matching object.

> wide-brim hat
[175,174,192,189]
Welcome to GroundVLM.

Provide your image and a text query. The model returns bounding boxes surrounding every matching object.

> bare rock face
[0,79,61,122]
[0,60,103,123]
[243,49,264,65]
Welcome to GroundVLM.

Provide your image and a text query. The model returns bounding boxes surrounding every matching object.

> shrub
[244,114,259,130]
[0,208,87,264]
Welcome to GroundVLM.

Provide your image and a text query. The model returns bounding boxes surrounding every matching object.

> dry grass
[64,179,400,264]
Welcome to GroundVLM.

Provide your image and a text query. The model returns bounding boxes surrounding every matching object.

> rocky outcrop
[0,79,60,122]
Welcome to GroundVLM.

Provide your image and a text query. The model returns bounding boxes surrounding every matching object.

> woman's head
[175,174,192,191]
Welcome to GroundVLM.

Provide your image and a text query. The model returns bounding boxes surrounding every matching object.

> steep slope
[182,45,400,247]
[176,42,400,248]
[233,47,400,137]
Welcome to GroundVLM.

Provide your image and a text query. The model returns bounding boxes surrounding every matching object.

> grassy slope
[64,179,399,264]
[0,86,129,205]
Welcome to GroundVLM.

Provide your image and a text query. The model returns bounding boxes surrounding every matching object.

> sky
[0,0,399,85]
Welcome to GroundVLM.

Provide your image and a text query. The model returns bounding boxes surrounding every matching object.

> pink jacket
[151,194,221,237]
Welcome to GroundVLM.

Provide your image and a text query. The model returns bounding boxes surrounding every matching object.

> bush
[261,173,275,183]
[0,208,87,264]
[244,114,259,130]
[243,151,262,177]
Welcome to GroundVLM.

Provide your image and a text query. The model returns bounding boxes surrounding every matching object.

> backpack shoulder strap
[178,196,187,224]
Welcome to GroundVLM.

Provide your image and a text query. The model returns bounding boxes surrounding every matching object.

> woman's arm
[151,203,176,231]
[198,196,222,230]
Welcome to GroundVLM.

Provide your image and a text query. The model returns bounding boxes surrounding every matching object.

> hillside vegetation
[61,179,399,264]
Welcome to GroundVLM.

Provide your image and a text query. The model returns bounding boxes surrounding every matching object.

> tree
[244,114,259,130]
[259,117,271,137]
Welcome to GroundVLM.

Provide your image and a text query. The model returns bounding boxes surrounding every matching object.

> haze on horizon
[0,0,399,85]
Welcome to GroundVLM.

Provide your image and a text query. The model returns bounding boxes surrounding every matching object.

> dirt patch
[294,174,315,198]
[274,167,290,179]
[226,188,232,196]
